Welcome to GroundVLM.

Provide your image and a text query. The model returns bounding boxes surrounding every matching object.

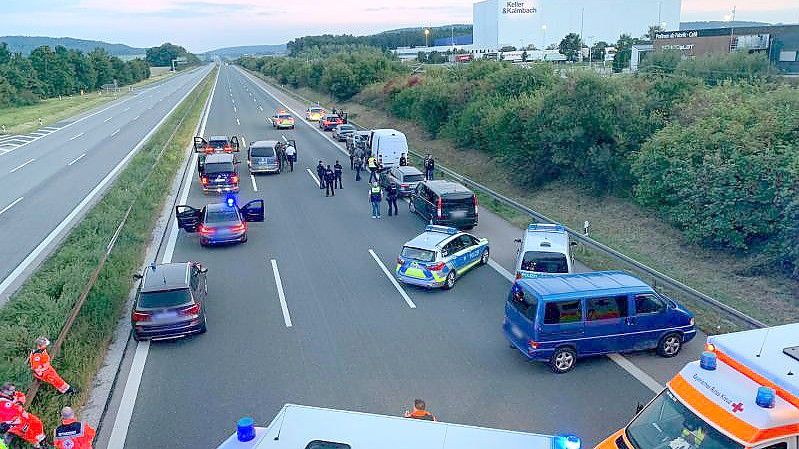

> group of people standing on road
[2,337,95,449]
[275,141,297,172]
[317,160,344,197]
[369,181,399,219]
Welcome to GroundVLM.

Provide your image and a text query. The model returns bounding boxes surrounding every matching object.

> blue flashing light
[700,351,717,371]
[225,195,236,208]
[553,435,581,449]
[425,225,458,235]
[237,417,255,442]
[528,223,566,233]
[756,386,776,409]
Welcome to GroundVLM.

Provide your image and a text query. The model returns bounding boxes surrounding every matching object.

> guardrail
[256,73,767,331]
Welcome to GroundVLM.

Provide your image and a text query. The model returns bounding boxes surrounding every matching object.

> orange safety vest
[29,348,52,376]
[54,418,96,449]
[407,410,436,421]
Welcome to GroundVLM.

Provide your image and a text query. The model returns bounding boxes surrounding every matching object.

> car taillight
[396,257,405,265]
[198,225,214,235]
[428,262,445,271]
[528,340,539,350]
[132,311,151,322]
[201,177,208,185]
[515,272,522,280]
[231,175,239,184]
[180,304,201,316]
[436,197,443,219]
[473,195,478,214]
[224,146,232,153]
[400,183,408,188]
[229,223,245,233]
[204,147,214,154]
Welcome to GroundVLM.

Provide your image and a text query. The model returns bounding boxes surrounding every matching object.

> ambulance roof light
[700,351,717,371]
[553,435,581,449]
[756,386,776,409]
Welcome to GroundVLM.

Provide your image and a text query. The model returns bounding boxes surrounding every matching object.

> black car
[176,199,264,246]
[194,135,240,172]
[200,153,239,193]
[131,262,208,341]
[409,180,478,230]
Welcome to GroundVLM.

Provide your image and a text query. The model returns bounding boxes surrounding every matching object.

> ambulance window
[305,441,350,449]
[587,296,628,321]
[635,294,664,315]
[758,443,787,449]
[544,300,582,324]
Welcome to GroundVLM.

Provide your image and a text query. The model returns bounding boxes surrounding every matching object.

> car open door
[240,199,264,223]
[193,137,208,153]
[175,205,201,232]
[229,136,240,152]
[339,111,348,124]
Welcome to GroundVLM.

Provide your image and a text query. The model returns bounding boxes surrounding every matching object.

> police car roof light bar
[528,223,566,233]
[425,225,458,235]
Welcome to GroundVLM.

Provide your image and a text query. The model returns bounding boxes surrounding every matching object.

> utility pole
[729,5,737,53]
[580,7,585,62]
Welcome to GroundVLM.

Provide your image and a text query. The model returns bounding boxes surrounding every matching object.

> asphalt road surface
[101,63,703,449]
[0,65,213,304]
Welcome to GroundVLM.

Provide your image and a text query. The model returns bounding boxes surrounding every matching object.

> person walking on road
[334,160,343,189]
[53,407,95,449]
[354,155,363,182]
[404,399,437,421]
[324,165,336,197]
[386,182,399,217]
[316,161,326,191]
[0,383,49,449]
[284,143,296,172]
[367,155,378,183]
[369,182,382,219]
[29,337,76,395]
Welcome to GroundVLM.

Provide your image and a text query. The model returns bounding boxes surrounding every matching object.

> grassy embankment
[254,72,798,334]
[0,67,216,432]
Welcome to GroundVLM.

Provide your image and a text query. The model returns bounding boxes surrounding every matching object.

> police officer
[284,143,296,172]
[275,142,285,171]
[399,153,408,166]
[367,155,378,183]
[369,182,382,218]
[53,407,95,449]
[354,154,363,181]
[334,160,343,189]
[324,165,336,197]
[386,182,399,217]
[425,155,435,180]
[316,161,326,190]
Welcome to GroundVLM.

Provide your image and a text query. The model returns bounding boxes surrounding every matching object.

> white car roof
[522,223,569,255]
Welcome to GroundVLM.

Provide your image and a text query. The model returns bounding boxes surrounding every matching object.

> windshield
[138,289,191,308]
[627,390,743,449]
[209,139,228,148]
[339,125,354,131]
[250,146,275,157]
[403,174,424,182]
[310,108,323,113]
[521,251,568,273]
[204,162,234,174]
[401,246,436,263]
[206,208,240,224]
[278,114,292,119]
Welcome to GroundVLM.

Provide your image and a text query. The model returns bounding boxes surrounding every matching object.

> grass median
[0,66,216,432]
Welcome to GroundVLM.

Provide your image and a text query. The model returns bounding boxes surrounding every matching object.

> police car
[396,225,489,289]
[175,197,264,246]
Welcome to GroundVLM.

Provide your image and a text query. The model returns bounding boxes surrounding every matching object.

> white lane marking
[368,249,416,309]
[270,259,293,327]
[67,153,86,166]
[106,341,150,448]
[9,158,35,173]
[69,132,84,141]
[104,116,113,123]
[608,354,663,393]
[305,168,320,186]
[0,66,213,300]
[41,127,60,131]
[236,118,240,126]
[258,105,263,111]
[111,129,120,137]
[123,107,130,112]
[233,106,237,113]
[488,259,514,281]
[231,99,235,104]
[134,114,141,121]
[0,197,23,216]
[250,174,258,192]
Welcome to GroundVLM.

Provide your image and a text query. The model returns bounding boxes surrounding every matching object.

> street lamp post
[424,28,430,47]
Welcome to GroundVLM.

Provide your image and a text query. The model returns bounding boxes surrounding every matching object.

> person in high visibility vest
[681,419,705,448]
[0,383,48,449]
[367,156,378,183]
[53,407,95,449]
[369,183,382,219]
[404,399,437,421]
[29,337,76,395]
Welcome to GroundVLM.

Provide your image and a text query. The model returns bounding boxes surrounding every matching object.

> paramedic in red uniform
[54,407,95,449]
[29,337,76,395]
[0,382,48,448]
[404,399,437,421]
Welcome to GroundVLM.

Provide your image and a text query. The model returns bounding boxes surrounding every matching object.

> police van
[514,223,575,279]
[216,404,582,449]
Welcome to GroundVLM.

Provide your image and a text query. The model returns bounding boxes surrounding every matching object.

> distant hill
[680,21,771,30]
[200,44,287,59]
[0,36,145,57]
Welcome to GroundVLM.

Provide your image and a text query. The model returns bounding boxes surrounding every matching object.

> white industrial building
[473,0,681,50]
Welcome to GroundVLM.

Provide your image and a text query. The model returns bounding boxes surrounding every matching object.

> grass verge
[257,73,798,333]
[0,67,215,432]
[0,71,176,136]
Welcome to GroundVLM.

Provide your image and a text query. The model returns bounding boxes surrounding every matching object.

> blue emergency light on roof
[425,225,458,235]
[553,434,581,449]
[756,386,776,409]
[225,195,236,208]
[700,351,717,371]
[236,417,255,442]
[528,223,566,233]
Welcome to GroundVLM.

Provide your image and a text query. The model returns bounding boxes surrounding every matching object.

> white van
[368,129,407,168]
[514,223,575,279]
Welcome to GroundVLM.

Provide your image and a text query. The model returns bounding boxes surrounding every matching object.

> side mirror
[570,241,578,247]
[514,238,522,243]
[133,273,143,280]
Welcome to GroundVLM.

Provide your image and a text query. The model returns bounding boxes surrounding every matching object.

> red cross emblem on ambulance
[731,402,744,413]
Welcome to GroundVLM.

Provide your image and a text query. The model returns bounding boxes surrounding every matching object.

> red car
[319,114,344,131]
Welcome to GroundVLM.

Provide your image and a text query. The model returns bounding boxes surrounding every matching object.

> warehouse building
[473,0,681,50]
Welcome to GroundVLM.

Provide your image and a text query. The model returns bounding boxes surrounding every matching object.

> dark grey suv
[132,262,208,341]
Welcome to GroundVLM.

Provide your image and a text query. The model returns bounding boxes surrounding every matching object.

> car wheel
[200,239,209,247]
[480,248,490,265]
[443,271,456,290]
[198,317,207,334]
[550,347,577,373]
[241,233,248,243]
[657,333,682,357]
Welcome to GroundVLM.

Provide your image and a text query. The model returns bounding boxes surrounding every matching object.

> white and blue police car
[396,225,489,289]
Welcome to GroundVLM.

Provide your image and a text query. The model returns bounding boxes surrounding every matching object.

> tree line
[145,42,200,68]
[0,43,150,108]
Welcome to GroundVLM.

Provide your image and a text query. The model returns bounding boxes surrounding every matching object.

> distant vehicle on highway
[175,198,264,246]
[269,110,295,129]
[247,140,281,174]
[504,271,696,373]
[199,153,240,193]
[331,124,356,141]
[319,114,344,131]
[396,225,489,290]
[514,223,576,279]
[409,180,478,230]
[194,135,240,172]
[379,165,424,197]
[305,106,325,122]
[367,129,407,168]
[131,262,208,341]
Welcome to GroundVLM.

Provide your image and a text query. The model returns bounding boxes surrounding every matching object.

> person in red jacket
[29,337,76,395]
[53,407,95,449]
[0,382,49,449]
[403,399,437,421]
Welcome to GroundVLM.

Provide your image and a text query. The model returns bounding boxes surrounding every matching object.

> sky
[2,0,798,52]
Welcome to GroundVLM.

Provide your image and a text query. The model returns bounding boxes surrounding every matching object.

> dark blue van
[502,271,696,373]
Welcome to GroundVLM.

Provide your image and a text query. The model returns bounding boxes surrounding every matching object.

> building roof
[519,271,652,301]
[141,262,190,292]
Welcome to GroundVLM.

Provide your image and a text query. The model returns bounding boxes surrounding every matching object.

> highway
[0,65,213,304]
[99,63,703,449]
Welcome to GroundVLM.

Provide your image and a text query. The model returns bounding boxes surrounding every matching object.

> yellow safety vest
[682,428,705,447]
[368,157,377,169]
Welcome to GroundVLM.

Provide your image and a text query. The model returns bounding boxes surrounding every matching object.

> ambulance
[596,323,799,449]
[216,404,582,449]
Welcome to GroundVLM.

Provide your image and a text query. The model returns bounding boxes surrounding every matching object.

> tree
[590,41,609,62]
[612,33,642,72]
[89,48,114,87]
[559,33,582,62]
[69,49,97,93]
[645,25,665,41]
[146,42,191,67]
